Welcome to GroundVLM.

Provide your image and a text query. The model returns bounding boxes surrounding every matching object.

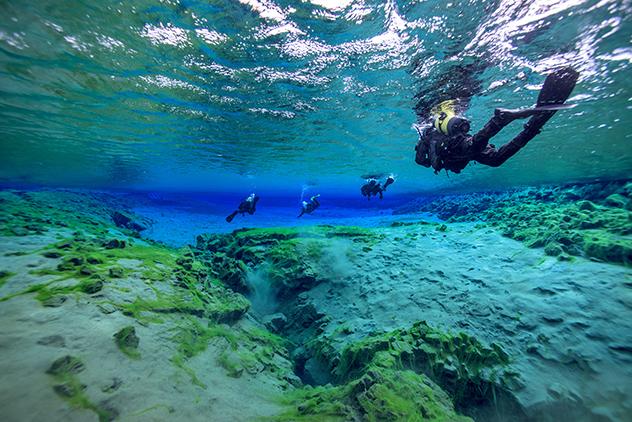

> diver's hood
[434,112,470,136]
[431,99,470,136]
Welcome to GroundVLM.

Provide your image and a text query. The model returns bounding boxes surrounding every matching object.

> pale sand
[0,233,289,422]
[301,222,632,420]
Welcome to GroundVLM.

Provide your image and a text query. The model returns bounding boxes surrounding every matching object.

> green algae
[414,182,632,265]
[114,326,140,359]
[0,270,14,288]
[271,366,472,421]
[46,356,115,422]
[299,320,518,418]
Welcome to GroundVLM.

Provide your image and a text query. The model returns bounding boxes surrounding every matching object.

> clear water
[1,0,630,194]
[1,2,632,422]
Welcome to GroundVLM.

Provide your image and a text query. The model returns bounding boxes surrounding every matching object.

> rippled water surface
[0,0,630,193]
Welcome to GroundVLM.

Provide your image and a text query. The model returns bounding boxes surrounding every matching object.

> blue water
[127,190,438,245]
[0,0,630,194]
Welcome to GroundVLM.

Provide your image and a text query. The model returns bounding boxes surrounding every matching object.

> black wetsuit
[226,194,259,222]
[415,110,557,173]
[298,196,320,217]
[361,177,394,200]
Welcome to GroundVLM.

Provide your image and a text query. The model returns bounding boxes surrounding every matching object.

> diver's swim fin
[226,211,238,223]
[495,103,576,120]
[537,66,580,107]
[496,67,579,122]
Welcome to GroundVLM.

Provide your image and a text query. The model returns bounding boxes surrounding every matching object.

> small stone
[114,326,139,349]
[47,355,85,375]
[108,267,124,278]
[544,242,563,257]
[87,256,103,264]
[11,227,29,236]
[97,303,117,314]
[43,251,63,259]
[104,239,126,249]
[81,277,103,294]
[37,335,66,347]
[264,313,287,332]
[604,194,627,208]
[42,296,67,308]
[79,266,93,276]
[53,382,86,397]
[101,377,123,393]
[68,256,84,266]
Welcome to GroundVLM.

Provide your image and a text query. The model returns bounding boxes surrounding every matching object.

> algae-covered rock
[53,381,87,398]
[404,181,632,266]
[111,210,149,232]
[81,276,104,294]
[275,365,472,421]
[605,194,628,209]
[47,355,85,375]
[114,326,140,358]
[544,242,564,257]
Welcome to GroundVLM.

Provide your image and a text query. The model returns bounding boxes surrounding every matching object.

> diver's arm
[469,112,511,152]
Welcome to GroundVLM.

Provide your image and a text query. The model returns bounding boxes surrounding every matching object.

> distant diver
[414,67,579,174]
[361,175,395,200]
[298,194,320,217]
[226,193,259,223]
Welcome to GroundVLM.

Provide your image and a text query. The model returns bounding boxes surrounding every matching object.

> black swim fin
[496,67,579,121]
[537,66,580,107]
[496,103,576,120]
[226,211,238,223]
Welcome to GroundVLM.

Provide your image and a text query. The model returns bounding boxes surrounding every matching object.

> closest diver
[226,193,259,223]
[414,67,579,174]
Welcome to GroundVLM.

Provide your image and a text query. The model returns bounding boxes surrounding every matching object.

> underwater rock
[604,193,628,209]
[544,242,564,257]
[104,238,126,249]
[108,267,124,278]
[37,335,66,347]
[47,355,85,376]
[114,326,139,351]
[212,253,250,294]
[111,210,148,232]
[42,295,67,307]
[11,227,29,236]
[263,313,287,333]
[81,276,104,294]
[43,251,63,259]
[53,382,87,398]
[101,377,123,393]
[401,181,632,265]
[97,303,117,314]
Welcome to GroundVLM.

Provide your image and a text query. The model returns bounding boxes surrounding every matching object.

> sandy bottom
[0,233,287,422]
[299,223,632,420]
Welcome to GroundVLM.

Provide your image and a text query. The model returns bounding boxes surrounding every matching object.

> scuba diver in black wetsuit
[361,176,395,200]
[298,194,320,217]
[414,67,579,174]
[226,193,259,223]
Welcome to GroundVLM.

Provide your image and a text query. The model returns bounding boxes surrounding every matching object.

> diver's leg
[474,114,552,167]
[469,112,515,152]
[226,211,238,223]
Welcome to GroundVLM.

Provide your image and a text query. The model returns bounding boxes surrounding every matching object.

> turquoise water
[1,0,630,193]
[1,2,632,422]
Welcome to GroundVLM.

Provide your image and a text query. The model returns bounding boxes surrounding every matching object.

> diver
[298,194,320,217]
[361,176,395,200]
[226,193,259,223]
[414,67,579,174]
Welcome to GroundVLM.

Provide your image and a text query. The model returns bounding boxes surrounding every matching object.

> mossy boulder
[114,326,140,358]
[47,355,85,376]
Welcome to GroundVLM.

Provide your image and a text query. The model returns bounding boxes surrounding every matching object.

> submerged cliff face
[0,183,631,421]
